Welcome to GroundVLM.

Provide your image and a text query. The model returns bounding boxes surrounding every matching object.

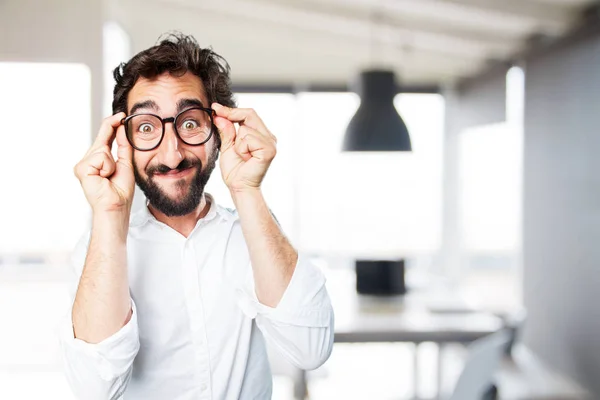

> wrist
[91,201,131,215]
[229,186,262,204]
[92,210,130,243]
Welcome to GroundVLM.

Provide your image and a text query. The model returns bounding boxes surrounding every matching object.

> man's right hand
[74,112,135,214]
[72,113,135,344]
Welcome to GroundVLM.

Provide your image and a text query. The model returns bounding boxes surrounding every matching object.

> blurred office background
[1,0,599,399]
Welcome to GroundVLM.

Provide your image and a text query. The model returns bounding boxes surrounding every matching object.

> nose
[156,120,183,169]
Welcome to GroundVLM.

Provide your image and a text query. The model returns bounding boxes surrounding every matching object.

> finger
[115,125,133,165]
[86,151,116,178]
[212,103,267,133]
[238,125,276,150]
[237,125,270,143]
[75,147,112,180]
[234,133,252,162]
[92,112,126,148]
[214,115,237,151]
[87,145,112,159]
[235,131,276,162]
[111,124,135,195]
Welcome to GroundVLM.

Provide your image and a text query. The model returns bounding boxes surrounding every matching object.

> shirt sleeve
[236,254,335,370]
[57,232,140,400]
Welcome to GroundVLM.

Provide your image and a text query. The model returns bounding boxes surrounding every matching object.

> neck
[148,194,211,238]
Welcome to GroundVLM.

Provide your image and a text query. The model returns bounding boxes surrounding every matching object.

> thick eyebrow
[130,100,159,115]
[177,98,206,113]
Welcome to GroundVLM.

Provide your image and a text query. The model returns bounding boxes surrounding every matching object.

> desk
[336,303,505,344]
[295,267,504,399]
[330,266,504,342]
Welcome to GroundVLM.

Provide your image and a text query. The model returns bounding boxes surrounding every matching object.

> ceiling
[112,0,596,88]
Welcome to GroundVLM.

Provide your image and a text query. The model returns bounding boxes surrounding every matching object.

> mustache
[146,158,201,177]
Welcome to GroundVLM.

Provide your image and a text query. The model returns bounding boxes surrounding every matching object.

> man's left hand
[212,103,277,193]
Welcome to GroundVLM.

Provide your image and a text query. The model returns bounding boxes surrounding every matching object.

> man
[59,33,334,400]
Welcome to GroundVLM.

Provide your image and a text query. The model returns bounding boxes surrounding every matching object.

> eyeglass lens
[126,108,212,150]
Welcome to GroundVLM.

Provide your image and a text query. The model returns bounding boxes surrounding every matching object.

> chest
[125,222,251,347]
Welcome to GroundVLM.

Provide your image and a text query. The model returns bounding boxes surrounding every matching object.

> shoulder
[214,202,280,226]
[219,205,239,219]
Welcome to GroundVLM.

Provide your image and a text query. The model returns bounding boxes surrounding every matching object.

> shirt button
[201,383,207,391]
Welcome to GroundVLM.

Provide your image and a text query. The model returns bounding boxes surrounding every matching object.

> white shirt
[59,194,334,400]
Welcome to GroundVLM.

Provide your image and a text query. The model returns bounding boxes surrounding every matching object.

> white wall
[523,31,600,396]
[0,63,91,254]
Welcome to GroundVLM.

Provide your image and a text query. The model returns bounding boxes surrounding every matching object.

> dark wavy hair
[112,32,236,148]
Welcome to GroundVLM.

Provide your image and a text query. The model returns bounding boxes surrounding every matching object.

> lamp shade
[342,70,412,151]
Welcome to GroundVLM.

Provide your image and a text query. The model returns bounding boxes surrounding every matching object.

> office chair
[448,329,510,400]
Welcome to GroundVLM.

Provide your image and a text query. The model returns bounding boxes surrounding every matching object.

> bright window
[0,62,91,256]
[295,92,444,257]
[206,92,445,256]
[459,67,524,255]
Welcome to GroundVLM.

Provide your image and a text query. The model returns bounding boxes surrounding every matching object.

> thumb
[112,125,134,196]
[115,125,133,164]
[214,114,236,152]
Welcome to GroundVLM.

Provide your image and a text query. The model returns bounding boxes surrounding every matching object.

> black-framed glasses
[121,107,216,151]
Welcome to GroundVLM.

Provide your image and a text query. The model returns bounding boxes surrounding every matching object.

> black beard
[133,150,218,217]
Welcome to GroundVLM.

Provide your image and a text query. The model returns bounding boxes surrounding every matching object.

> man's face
[127,72,218,217]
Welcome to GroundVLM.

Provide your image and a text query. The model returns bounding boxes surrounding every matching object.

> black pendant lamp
[342,69,412,151]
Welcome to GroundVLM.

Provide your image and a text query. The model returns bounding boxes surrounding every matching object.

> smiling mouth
[154,166,195,179]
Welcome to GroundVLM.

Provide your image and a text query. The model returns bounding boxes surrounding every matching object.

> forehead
[127,72,208,112]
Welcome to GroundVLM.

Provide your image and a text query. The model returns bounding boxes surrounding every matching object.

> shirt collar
[130,192,236,229]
